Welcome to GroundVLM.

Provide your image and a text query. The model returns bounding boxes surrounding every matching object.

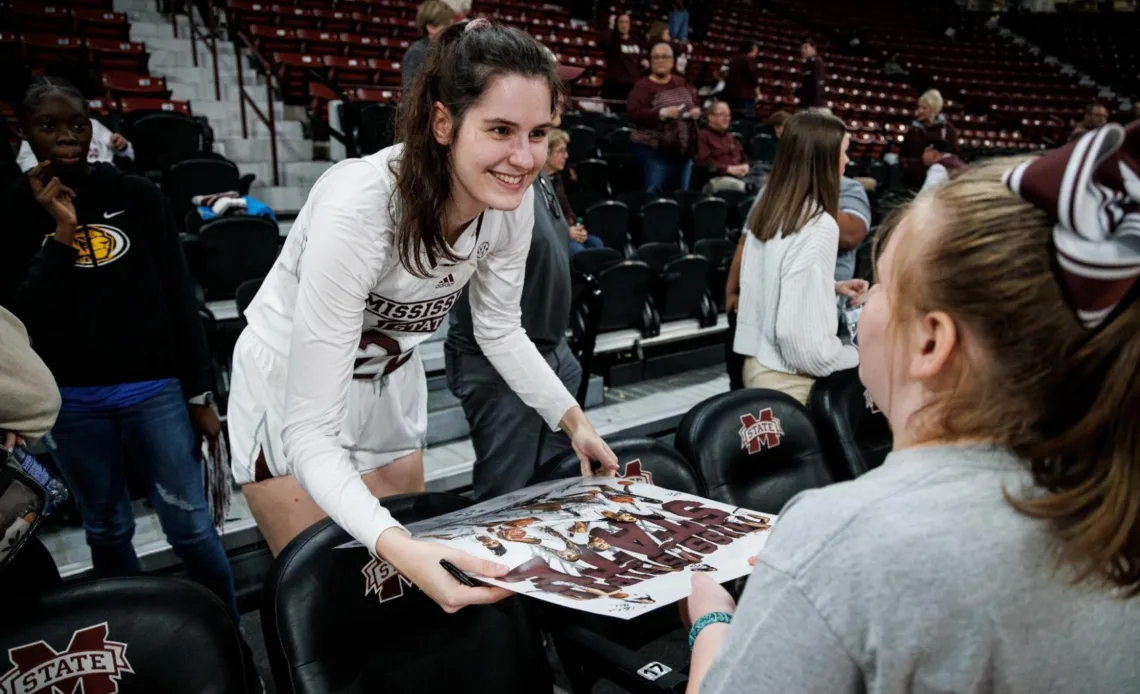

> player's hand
[679,573,737,630]
[570,225,588,243]
[571,426,619,478]
[3,432,25,453]
[29,163,78,231]
[375,529,513,613]
[835,279,869,306]
[109,133,129,152]
[189,404,222,441]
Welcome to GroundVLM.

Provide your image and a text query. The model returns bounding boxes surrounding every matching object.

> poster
[403,476,775,619]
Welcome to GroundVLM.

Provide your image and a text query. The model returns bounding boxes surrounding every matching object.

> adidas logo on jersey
[435,273,455,289]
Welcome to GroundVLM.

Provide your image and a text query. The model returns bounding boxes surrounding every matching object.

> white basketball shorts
[227,328,427,485]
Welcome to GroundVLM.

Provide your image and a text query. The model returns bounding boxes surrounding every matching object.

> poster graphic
[402,477,775,619]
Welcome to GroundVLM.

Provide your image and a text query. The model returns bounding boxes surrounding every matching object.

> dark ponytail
[390,20,566,278]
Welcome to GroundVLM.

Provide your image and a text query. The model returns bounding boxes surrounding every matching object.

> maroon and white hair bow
[1003,121,1140,328]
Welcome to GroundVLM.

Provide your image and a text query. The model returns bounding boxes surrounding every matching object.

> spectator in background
[645,21,691,78]
[628,43,701,194]
[602,13,641,110]
[0,78,238,622]
[401,0,456,88]
[883,53,908,80]
[900,89,958,188]
[668,0,690,41]
[544,129,602,254]
[731,111,863,403]
[15,59,134,173]
[1068,102,1109,141]
[725,40,762,119]
[919,138,967,192]
[696,101,749,193]
[769,109,792,138]
[798,39,827,109]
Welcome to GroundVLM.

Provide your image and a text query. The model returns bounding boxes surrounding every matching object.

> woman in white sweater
[733,111,866,403]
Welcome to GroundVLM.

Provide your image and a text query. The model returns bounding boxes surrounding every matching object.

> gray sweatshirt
[701,444,1140,694]
[0,306,60,440]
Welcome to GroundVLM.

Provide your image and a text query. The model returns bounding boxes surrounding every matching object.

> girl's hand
[375,529,514,613]
[28,163,78,230]
[571,426,619,478]
[679,572,737,630]
[835,279,869,306]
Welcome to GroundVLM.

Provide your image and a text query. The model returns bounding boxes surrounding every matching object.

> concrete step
[154,60,254,86]
[251,185,310,215]
[191,97,285,124]
[114,0,163,12]
[216,135,313,164]
[283,160,337,189]
[211,116,304,139]
[137,34,237,58]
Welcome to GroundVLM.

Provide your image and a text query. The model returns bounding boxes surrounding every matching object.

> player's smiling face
[446,74,554,213]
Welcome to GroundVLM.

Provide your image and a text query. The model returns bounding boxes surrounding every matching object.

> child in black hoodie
[0,77,238,621]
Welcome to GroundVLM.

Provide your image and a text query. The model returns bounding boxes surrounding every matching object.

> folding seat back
[750,133,777,162]
[601,152,642,192]
[262,493,552,694]
[638,198,682,245]
[601,127,632,154]
[571,247,623,277]
[615,189,647,213]
[808,368,891,481]
[591,112,624,141]
[102,71,169,99]
[87,38,150,73]
[235,276,267,320]
[0,577,252,693]
[573,158,609,198]
[633,241,683,275]
[371,59,402,87]
[196,216,281,300]
[125,113,206,172]
[654,254,715,324]
[693,238,733,310]
[354,102,398,156]
[675,389,833,513]
[583,200,630,251]
[567,125,597,161]
[163,158,242,224]
[531,437,705,499]
[595,260,655,334]
[690,196,728,243]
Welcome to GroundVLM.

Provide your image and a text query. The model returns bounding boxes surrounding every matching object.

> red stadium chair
[9,4,72,34]
[310,8,356,32]
[228,1,278,29]
[295,29,343,56]
[87,38,149,73]
[273,52,323,103]
[72,8,130,40]
[370,59,401,88]
[102,72,170,99]
[249,25,301,55]
[22,34,87,67]
[323,55,375,86]
[119,97,192,117]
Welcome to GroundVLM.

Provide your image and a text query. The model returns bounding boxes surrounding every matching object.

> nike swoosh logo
[104,210,126,219]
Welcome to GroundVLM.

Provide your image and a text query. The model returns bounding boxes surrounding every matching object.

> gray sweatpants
[444,341,582,501]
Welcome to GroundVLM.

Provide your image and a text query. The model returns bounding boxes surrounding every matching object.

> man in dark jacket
[400,0,455,89]
[0,78,238,622]
[445,170,581,500]
[725,40,762,119]
[798,39,827,109]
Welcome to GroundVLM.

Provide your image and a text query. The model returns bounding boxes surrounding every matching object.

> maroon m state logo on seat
[738,408,784,454]
[362,557,414,604]
[0,622,133,694]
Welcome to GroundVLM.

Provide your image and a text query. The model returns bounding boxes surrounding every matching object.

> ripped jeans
[50,380,238,621]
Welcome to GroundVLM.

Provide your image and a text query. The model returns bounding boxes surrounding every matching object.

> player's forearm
[686,623,730,694]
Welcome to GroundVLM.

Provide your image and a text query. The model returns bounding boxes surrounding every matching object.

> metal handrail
[186,0,222,101]
[235,30,280,186]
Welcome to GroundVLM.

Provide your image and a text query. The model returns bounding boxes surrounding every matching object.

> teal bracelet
[688,611,733,650]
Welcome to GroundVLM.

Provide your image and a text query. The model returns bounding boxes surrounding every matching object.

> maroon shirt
[799,56,827,108]
[695,127,747,174]
[604,30,643,86]
[627,76,699,149]
[900,117,960,186]
[725,53,761,102]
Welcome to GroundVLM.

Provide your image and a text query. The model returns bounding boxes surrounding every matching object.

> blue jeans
[634,143,693,195]
[668,10,689,40]
[50,380,239,622]
[569,234,605,255]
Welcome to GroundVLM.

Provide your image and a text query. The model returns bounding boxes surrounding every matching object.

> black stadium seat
[530,436,705,495]
[690,196,729,244]
[261,492,552,694]
[0,577,253,694]
[571,247,623,276]
[193,217,281,301]
[593,260,658,336]
[635,243,717,325]
[124,112,207,173]
[584,200,632,253]
[162,158,242,225]
[574,158,609,197]
[693,238,734,311]
[809,368,892,481]
[235,276,266,320]
[638,198,682,245]
[567,125,597,161]
[675,389,834,513]
[353,102,397,156]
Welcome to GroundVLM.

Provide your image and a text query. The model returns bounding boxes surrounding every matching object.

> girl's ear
[907,310,959,385]
[431,102,453,146]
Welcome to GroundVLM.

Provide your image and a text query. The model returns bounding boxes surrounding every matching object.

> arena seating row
[1,33,150,73]
[5,378,889,694]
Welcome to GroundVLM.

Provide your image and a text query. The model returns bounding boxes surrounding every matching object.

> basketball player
[228,21,618,612]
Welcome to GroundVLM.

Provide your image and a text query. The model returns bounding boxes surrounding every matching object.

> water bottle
[9,447,69,514]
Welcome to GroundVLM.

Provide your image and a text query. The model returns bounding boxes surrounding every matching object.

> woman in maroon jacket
[627,42,700,194]
[602,13,641,111]
[899,89,959,188]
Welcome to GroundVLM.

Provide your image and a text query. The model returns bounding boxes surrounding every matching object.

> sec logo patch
[475,241,490,259]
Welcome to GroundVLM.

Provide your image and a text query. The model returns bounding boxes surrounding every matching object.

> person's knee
[84,512,136,547]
